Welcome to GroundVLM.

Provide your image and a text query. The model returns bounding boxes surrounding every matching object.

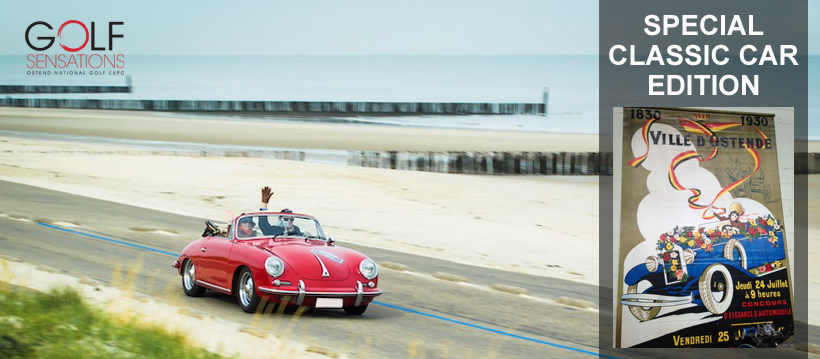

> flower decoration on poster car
[655,216,783,282]
[751,261,781,275]
[742,215,782,246]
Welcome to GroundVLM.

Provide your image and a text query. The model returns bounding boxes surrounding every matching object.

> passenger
[237,217,258,238]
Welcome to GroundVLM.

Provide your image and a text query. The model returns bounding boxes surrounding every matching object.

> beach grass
[0,286,230,359]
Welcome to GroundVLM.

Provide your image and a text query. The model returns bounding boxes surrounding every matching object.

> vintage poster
[616,108,794,348]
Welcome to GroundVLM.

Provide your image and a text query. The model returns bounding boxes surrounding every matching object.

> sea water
[1,55,597,134]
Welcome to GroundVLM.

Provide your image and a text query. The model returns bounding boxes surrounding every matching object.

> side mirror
[328,236,336,245]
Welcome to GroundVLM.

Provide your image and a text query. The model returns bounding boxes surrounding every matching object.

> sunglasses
[283,218,294,222]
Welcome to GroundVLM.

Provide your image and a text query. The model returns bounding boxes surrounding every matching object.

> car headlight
[683,248,696,264]
[645,255,661,272]
[265,256,285,277]
[359,258,379,280]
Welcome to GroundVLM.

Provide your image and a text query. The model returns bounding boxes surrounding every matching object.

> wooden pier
[0,85,131,94]
[0,98,546,115]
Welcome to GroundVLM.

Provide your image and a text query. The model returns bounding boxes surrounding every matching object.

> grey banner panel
[599,1,807,356]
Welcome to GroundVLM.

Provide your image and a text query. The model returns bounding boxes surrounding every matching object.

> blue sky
[0,1,815,55]
[810,0,820,53]
[1,0,587,55]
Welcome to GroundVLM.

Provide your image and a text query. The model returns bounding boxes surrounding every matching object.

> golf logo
[616,108,794,348]
[25,20,125,76]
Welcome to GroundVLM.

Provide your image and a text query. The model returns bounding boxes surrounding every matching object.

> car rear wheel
[626,282,660,321]
[182,260,206,297]
[237,268,261,313]
[699,264,734,315]
[343,304,368,315]
[723,239,747,269]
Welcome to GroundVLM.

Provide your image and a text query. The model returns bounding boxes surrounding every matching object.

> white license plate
[315,297,344,308]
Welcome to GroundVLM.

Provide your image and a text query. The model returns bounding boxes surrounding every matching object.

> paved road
[0,180,813,358]
[0,180,605,358]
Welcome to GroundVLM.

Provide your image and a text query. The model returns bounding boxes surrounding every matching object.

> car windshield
[235,214,326,240]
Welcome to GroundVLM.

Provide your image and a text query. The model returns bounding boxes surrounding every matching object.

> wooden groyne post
[0,85,132,94]
[542,86,549,115]
[348,151,613,175]
[797,153,820,174]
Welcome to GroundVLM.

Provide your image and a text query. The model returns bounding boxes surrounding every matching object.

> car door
[197,237,235,292]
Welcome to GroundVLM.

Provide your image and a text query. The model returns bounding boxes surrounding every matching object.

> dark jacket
[259,216,302,236]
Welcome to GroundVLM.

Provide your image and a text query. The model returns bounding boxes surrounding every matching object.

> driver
[258,186,303,236]
[260,209,303,236]
[280,209,304,236]
[712,202,746,231]
[237,217,258,238]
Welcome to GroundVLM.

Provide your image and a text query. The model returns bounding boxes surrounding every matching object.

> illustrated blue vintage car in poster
[620,215,785,321]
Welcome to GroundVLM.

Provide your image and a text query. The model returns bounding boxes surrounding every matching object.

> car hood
[264,243,360,280]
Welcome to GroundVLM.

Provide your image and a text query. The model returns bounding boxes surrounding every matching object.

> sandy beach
[0,108,598,152]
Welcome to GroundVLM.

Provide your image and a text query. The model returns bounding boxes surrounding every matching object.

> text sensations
[27,54,124,69]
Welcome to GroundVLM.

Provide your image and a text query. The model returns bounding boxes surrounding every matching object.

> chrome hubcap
[240,272,253,307]
[184,261,195,290]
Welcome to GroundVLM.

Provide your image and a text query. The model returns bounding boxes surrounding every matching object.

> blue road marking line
[373,301,618,358]
[38,222,619,358]
[37,222,179,257]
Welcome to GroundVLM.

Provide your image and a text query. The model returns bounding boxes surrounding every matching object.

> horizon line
[5,53,820,56]
[2,53,599,56]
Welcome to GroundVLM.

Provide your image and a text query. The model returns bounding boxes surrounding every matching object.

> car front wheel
[236,267,262,313]
[699,264,734,315]
[343,304,368,315]
[626,282,660,321]
[182,259,206,297]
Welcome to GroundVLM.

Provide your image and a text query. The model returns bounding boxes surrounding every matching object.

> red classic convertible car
[173,211,382,314]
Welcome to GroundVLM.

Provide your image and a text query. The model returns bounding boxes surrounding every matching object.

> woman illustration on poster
[712,202,746,232]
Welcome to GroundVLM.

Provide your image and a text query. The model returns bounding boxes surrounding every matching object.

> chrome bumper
[620,293,693,308]
[258,280,382,306]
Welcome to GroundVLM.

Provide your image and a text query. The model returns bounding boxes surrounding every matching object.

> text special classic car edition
[173,211,382,314]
